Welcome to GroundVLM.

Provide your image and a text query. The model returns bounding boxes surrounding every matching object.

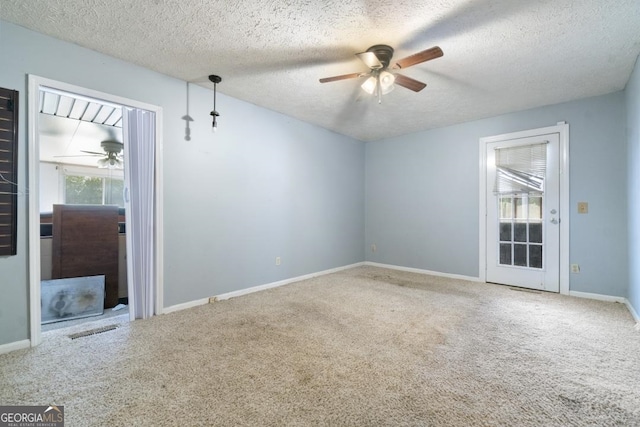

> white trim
[556,291,638,324]
[559,124,570,295]
[364,262,482,282]
[154,108,165,317]
[215,263,365,301]
[478,138,487,283]
[568,290,627,303]
[58,163,125,180]
[624,299,640,323]
[162,297,210,314]
[0,340,30,355]
[478,123,570,294]
[160,263,365,313]
[28,77,42,347]
[27,75,164,345]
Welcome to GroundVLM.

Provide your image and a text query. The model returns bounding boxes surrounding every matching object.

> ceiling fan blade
[80,150,106,155]
[393,46,443,69]
[356,51,383,69]
[394,74,427,92]
[319,73,363,83]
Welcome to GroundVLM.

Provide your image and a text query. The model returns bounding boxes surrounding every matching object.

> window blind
[494,142,547,195]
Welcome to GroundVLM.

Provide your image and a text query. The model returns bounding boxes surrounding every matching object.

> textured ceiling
[1,0,640,141]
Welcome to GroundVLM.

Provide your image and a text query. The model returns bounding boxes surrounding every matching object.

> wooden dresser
[51,204,120,308]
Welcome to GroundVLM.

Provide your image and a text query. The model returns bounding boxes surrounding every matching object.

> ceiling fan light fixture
[379,71,395,94]
[361,75,377,95]
[361,71,395,101]
[98,156,122,169]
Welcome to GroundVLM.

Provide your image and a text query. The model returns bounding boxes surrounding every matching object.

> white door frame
[479,123,570,294]
[27,75,164,346]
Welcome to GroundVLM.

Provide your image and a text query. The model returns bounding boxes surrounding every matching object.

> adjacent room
[38,88,130,330]
[0,0,639,425]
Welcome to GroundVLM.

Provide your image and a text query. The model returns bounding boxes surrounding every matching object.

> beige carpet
[1,266,639,426]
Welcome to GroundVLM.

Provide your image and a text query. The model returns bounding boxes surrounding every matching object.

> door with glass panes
[486,133,560,292]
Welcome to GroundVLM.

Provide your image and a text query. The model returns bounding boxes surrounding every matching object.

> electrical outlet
[577,202,588,214]
[275,256,281,266]
[571,264,580,273]
[371,244,377,253]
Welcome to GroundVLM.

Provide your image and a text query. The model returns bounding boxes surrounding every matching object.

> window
[63,166,124,207]
[494,142,548,270]
[499,195,543,269]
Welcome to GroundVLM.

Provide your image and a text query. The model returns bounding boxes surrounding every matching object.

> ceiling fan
[319,45,443,102]
[55,140,124,169]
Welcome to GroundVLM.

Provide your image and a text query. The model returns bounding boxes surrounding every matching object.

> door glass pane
[500,223,512,241]
[514,223,527,242]
[514,244,527,266]
[529,196,542,219]
[515,197,526,219]
[529,223,542,243]
[500,197,513,219]
[500,243,512,265]
[529,245,542,268]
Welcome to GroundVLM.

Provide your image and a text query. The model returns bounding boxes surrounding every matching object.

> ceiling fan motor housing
[101,140,123,154]
[367,45,394,69]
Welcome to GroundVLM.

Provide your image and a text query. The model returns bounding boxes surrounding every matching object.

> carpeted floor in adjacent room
[1,266,639,426]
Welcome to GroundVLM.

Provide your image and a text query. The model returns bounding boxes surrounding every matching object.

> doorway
[27,76,164,346]
[479,124,569,293]
[39,89,128,330]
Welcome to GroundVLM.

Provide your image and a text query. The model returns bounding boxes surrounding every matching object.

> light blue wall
[0,20,365,346]
[366,92,628,297]
[626,55,640,318]
[164,89,365,303]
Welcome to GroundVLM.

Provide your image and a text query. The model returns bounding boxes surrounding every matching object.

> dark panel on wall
[0,87,19,256]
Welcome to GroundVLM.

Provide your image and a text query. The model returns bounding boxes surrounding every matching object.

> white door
[486,133,560,291]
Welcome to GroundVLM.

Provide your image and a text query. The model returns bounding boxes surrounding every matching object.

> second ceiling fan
[319,45,443,102]
[55,140,124,169]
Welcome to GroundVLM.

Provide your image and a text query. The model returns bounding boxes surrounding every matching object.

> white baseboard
[161,262,366,313]
[568,290,627,303]
[162,297,210,314]
[163,263,640,326]
[625,299,640,323]
[0,339,30,355]
[215,262,365,301]
[364,262,482,282]
[569,291,640,324]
